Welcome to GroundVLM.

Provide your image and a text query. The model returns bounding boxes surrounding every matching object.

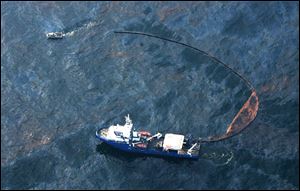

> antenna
[125,114,132,126]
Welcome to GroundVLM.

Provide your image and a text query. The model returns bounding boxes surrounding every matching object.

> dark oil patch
[1,153,57,189]
[57,128,93,168]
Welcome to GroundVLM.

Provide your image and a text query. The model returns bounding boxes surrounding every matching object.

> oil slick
[114,31,260,145]
[226,90,259,135]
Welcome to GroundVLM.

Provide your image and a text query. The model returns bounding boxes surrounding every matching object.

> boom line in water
[113,30,259,143]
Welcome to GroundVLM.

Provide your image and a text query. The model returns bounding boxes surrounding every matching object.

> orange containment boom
[202,90,259,142]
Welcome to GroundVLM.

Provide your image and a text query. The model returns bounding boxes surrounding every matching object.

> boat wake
[200,147,234,166]
[64,20,101,37]
[44,19,102,38]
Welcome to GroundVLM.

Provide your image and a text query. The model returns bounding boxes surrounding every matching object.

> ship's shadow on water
[96,142,197,163]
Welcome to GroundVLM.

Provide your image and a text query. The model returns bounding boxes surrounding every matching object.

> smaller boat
[96,114,201,159]
[46,32,64,39]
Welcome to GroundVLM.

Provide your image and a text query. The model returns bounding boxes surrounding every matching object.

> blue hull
[96,132,199,160]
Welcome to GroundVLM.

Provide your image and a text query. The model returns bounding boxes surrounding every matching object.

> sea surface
[1,1,299,189]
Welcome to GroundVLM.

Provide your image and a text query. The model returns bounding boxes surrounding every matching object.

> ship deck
[146,136,199,156]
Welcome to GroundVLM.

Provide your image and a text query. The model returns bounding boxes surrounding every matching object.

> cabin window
[114,131,123,137]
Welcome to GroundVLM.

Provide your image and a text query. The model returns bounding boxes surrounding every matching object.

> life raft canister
[135,143,147,148]
[138,131,151,137]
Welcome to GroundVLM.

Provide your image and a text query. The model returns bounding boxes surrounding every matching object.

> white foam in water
[65,31,75,37]
[86,21,97,29]
[202,148,234,166]
[64,21,98,37]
